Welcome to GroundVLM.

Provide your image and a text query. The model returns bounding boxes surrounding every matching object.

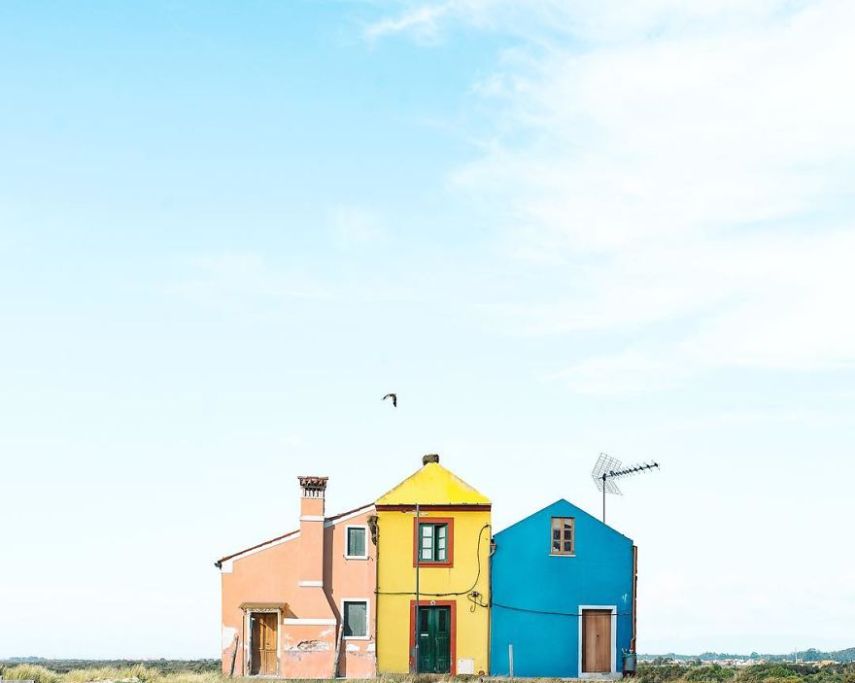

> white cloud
[375,0,855,393]
[364,1,455,42]
[364,0,798,44]
[519,229,855,392]
[328,205,385,247]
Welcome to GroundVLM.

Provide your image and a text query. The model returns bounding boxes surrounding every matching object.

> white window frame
[344,524,369,560]
[340,598,370,641]
[577,605,618,678]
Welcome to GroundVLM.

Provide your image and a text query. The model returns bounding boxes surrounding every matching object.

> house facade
[490,499,636,678]
[216,476,377,679]
[215,460,641,679]
[374,454,491,676]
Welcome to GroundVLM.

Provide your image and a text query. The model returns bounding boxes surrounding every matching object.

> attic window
[551,517,575,555]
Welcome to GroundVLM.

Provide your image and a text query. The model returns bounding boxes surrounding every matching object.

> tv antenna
[592,452,659,523]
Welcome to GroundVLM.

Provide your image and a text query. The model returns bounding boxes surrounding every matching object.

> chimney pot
[298,475,328,498]
[422,454,440,466]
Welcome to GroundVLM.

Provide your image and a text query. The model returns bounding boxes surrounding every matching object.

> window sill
[343,635,370,641]
[550,553,576,557]
[344,555,369,560]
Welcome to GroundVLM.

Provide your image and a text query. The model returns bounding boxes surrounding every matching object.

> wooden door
[582,609,612,673]
[417,607,451,674]
[250,612,278,675]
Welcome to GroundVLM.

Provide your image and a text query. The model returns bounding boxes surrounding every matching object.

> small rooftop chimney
[298,475,328,588]
[422,453,440,466]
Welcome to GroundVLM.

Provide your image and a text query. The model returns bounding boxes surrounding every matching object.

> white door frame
[578,605,618,678]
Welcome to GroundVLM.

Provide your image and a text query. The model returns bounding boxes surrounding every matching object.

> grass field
[1,661,854,683]
[636,663,855,683]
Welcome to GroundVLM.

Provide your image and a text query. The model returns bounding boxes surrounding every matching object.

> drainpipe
[631,545,638,653]
[369,514,379,676]
[413,502,421,675]
[487,537,497,676]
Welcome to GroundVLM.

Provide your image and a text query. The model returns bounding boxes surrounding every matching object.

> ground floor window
[343,599,368,638]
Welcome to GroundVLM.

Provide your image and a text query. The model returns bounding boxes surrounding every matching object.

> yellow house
[375,454,491,676]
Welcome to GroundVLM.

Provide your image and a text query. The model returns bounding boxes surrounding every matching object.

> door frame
[244,608,281,677]
[578,605,617,678]
[409,600,456,675]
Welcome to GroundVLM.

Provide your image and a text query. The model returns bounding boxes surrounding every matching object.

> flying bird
[382,393,397,407]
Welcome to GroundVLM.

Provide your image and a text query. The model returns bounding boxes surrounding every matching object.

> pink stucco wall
[219,495,376,679]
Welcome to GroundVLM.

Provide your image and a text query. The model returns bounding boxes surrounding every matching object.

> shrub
[1,664,61,683]
[683,665,737,682]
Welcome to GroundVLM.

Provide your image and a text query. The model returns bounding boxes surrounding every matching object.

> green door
[417,606,451,673]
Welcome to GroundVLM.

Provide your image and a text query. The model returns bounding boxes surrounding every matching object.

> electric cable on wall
[492,601,633,618]
[376,523,491,599]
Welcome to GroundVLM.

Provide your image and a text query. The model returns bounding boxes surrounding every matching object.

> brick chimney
[298,475,328,588]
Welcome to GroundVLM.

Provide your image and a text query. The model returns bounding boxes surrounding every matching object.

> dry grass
[3,662,854,683]
[0,672,560,683]
[0,666,224,683]
[1,665,61,683]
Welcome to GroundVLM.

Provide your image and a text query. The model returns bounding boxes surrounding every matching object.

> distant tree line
[641,649,855,664]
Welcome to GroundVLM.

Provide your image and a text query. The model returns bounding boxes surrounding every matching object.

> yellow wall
[375,460,493,675]
[376,508,492,674]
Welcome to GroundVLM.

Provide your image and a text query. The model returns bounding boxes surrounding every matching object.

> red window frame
[412,516,454,568]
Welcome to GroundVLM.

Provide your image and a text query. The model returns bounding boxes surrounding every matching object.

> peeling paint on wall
[217,488,377,678]
[293,640,331,652]
[221,626,237,651]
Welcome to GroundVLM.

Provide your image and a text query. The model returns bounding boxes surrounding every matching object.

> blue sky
[2,0,854,658]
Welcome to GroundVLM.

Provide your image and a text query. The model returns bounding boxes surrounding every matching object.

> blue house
[490,499,636,678]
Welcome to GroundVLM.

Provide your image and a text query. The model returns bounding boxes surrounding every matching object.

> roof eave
[214,502,375,567]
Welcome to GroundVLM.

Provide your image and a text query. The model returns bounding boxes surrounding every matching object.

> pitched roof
[376,461,490,506]
[214,502,374,567]
[493,498,632,541]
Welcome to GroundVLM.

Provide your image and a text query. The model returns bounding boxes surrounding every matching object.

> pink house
[216,476,376,678]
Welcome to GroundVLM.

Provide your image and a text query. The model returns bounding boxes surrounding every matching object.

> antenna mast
[591,452,659,523]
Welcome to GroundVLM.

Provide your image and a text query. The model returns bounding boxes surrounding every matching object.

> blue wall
[490,499,634,678]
